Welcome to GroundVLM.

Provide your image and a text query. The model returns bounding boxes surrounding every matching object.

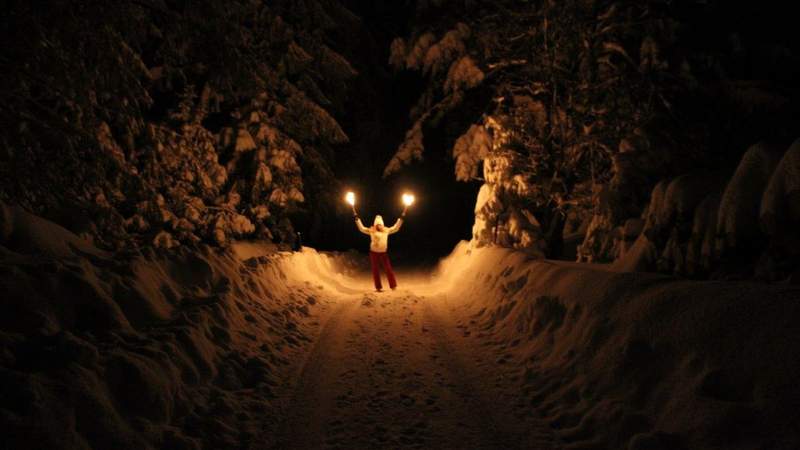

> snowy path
[261,277,559,449]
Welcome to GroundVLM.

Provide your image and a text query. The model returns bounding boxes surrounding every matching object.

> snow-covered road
[5,210,800,449]
[263,277,558,449]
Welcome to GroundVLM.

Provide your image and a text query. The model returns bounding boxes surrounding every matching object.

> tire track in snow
[264,297,360,450]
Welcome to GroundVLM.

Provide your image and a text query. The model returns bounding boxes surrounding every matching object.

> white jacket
[357,215,402,253]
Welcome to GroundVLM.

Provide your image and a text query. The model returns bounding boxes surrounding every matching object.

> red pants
[369,251,397,290]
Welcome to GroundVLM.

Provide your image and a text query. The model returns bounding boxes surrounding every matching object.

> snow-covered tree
[0,0,359,249]
[382,0,798,264]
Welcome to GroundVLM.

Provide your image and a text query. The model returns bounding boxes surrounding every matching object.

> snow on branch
[405,33,436,70]
[389,38,407,70]
[383,114,428,177]
[444,56,485,93]
[422,24,470,75]
[453,124,492,181]
[278,89,349,145]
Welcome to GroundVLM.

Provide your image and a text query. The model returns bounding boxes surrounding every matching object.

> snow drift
[0,205,352,450]
[601,139,800,280]
[435,242,800,450]
[4,203,800,450]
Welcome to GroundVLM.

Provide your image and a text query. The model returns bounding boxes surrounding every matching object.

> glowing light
[345,191,355,206]
[402,193,415,207]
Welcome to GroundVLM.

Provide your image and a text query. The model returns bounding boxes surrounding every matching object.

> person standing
[355,212,404,292]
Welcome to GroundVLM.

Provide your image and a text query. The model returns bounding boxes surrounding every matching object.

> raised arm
[355,217,371,235]
[386,218,403,234]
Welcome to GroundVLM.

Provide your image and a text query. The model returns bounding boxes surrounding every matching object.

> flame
[345,191,355,206]
[402,193,415,206]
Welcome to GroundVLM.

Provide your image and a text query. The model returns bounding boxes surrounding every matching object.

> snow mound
[611,139,800,279]
[642,179,669,239]
[716,142,783,256]
[686,192,721,276]
[0,201,108,259]
[611,233,658,272]
[760,137,800,237]
[658,174,725,239]
[0,210,353,449]
[435,242,800,449]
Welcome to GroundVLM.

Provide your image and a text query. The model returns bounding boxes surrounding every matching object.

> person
[355,212,404,292]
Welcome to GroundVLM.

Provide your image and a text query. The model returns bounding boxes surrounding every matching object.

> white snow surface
[2,207,800,449]
[435,242,800,449]
[0,206,360,449]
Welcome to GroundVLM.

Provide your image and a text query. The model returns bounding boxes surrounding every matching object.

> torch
[345,191,358,217]
[401,192,415,217]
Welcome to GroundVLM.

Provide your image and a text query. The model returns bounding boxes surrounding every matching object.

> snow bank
[760,138,800,244]
[686,193,721,276]
[435,242,800,449]
[716,142,783,256]
[599,139,800,279]
[0,208,352,449]
[0,201,109,259]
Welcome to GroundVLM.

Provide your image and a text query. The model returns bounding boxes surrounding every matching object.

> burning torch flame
[345,191,358,216]
[402,193,415,207]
